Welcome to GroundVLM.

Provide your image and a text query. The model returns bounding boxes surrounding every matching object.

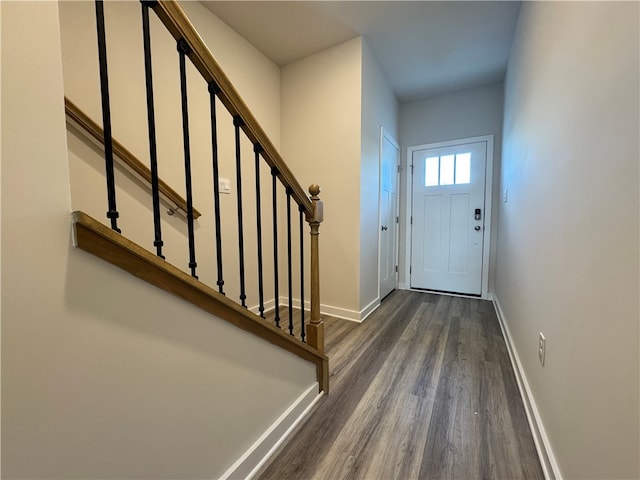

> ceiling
[200,1,521,102]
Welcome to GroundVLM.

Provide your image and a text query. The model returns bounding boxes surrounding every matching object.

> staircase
[68,0,328,392]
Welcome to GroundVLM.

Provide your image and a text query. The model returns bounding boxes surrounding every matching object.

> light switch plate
[219,178,231,194]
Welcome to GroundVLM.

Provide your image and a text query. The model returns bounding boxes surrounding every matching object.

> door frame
[404,135,494,299]
[378,126,400,300]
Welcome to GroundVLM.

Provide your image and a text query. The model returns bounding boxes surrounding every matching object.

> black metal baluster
[208,81,225,295]
[286,188,293,336]
[177,38,197,278]
[299,206,305,343]
[254,144,265,318]
[141,2,163,258]
[272,168,280,328]
[234,116,247,308]
[94,0,120,233]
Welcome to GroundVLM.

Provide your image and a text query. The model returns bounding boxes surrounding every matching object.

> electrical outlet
[538,332,546,366]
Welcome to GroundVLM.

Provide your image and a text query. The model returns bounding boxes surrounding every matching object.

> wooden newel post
[306,184,324,353]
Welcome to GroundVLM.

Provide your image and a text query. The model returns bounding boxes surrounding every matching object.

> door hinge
[410,164,414,174]
[397,164,401,173]
[395,265,398,273]
[396,216,399,224]
[410,265,412,274]
[410,216,413,225]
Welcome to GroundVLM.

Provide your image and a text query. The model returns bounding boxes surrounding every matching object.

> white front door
[379,130,399,299]
[410,141,487,295]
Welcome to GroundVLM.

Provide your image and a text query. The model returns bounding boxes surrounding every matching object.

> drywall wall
[179,1,281,146]
[398,82,504,294]
[496,2,639,478]
[281,37,363,317]
[1,1,317,477]
[58,0,279,310]
[281,38,398,319]
[360,41,399,312]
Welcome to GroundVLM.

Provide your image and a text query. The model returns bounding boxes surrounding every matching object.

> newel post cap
[308,184,323,224]
[309,184,321,199]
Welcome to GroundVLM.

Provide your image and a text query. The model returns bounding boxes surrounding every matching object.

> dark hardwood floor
[259,290,544,480]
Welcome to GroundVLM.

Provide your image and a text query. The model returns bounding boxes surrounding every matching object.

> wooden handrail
[65,97,201,219]
[72,210,328,393]
[149,0,313,216]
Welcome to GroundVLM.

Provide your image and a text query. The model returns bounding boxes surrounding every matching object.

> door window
[424,153,472,186]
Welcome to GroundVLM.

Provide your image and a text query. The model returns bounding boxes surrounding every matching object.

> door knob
[474,225,481,231]
[382,226,388,231]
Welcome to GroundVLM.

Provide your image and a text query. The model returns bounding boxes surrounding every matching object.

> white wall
[281,37,399,320]
[399,82,504,293]
[1,2,317,478]
[180,1,281,146]
[496,2,639,478]
[281,37,363,317]
[360,41,399,312]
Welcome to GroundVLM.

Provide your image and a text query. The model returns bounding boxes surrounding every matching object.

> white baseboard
[248,298,276,316]
[359,297,380,322]
[317,302,361,322]
[492,296,562,480]
[218,383,323,480]
[318,297,382,322]
[265,297,380,323]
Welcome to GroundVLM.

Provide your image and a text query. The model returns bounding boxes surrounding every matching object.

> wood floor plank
[361,301,451,480]
[259,292,424,479]
[481,359,526,479]
[315,301,439,479]
[259,291,544,480]
[418,313,462,479]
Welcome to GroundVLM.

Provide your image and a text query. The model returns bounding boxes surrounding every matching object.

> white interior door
[410,141,487,295]
[379,131,399,299]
